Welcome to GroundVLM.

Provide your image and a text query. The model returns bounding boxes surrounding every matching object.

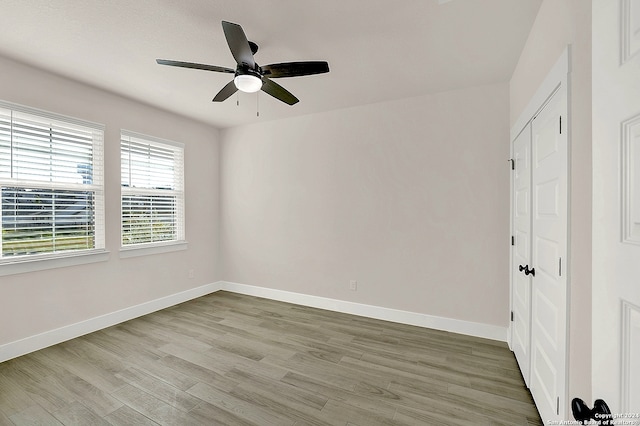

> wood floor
[0,291,542,425]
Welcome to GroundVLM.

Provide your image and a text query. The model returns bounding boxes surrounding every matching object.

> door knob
[524,265,536,277]
[518,264,535,277]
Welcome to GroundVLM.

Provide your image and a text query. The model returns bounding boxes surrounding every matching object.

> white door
[511,82,568,423]
[593,0,640,412]
[512,126,532,385]
[529,87,568,422]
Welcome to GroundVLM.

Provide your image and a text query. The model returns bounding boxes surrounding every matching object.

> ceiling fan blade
[261,77,299,105]
[221,21,255,68]
[262,61,330,78]
[156,59,235,74]
[212,80,238,102]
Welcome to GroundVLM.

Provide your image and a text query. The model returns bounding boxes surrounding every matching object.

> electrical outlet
[349,280,357,291]
[188,269,195,279]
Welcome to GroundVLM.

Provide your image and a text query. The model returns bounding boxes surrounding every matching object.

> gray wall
[0,55,221,346]
[220,83,511,327]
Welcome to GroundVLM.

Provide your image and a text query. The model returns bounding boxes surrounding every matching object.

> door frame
[508,46,571,418]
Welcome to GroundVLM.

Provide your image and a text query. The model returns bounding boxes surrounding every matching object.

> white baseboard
[219,281,508,342]
[1,280,507,363]
[0,282,222,363]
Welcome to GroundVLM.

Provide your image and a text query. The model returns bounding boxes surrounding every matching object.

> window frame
[0,100,107,275]
[120,130,186,257]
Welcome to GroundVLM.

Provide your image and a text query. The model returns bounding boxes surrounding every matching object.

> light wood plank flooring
[0,291,542,425]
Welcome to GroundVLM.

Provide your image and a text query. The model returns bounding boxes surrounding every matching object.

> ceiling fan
[156,21,330,106]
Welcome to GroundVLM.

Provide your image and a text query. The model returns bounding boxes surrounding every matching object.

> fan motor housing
[236,64,262,79]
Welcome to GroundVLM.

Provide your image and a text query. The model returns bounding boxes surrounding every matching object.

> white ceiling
[0,0,541,129]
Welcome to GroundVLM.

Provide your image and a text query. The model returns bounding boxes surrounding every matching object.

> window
[0,101,105,262]
[120,131,184,250]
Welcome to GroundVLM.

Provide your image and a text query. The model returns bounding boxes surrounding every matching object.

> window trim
[119,240,187,259]
[0,100,105,273]
[0,100,105,132]
[0,249,110,277]
[119,130,185,255]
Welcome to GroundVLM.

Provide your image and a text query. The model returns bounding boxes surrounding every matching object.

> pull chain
[236,92,239,106]
[256,92,260,117]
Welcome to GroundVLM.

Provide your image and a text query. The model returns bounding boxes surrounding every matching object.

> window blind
[120,131,184,247]
[0,102,104,259]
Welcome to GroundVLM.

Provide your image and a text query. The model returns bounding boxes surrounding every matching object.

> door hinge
[509,158,515,170]
[559,257,562,276]
[557,396,560,415]
[559,116,562,134]
[510,311,514,322]
[511,236,515,246]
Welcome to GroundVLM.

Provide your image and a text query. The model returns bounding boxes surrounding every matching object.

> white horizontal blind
[0,102,104,259]
[121,131,184,247]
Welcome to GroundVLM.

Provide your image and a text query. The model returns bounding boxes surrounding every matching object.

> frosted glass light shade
[234,74,262,93]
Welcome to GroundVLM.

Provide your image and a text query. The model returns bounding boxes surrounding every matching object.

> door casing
[508,47,570,422]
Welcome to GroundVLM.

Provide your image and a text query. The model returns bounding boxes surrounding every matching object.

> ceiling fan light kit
[156,20,329,106]
[234,74,262,93]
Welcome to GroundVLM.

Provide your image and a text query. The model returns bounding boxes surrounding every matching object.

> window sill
[119,241,188,258]
[0,250,110,277]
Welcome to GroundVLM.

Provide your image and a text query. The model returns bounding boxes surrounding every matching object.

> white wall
[220,83,510,328]
[0,56,221,348]
[509,0,592,402]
